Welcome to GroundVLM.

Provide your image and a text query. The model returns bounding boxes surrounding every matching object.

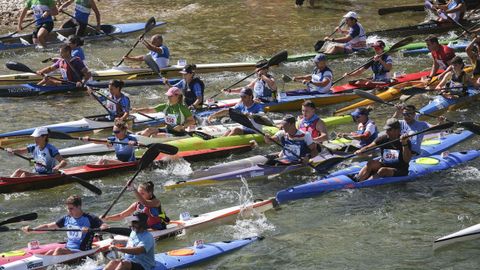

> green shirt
[154,103,192,126]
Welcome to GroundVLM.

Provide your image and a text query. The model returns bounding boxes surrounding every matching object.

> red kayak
[0,144,253,194]
[330,70,431,93]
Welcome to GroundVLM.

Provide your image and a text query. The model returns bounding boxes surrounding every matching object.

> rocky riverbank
[0,0,24,26]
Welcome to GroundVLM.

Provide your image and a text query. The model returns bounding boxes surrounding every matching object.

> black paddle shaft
[61,11,124,43]
[116,17,156,67]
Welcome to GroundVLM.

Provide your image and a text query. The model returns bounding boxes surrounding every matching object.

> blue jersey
[399,119,430,154]
[149,45,170,68]
[275,129,314,162]
[73,0,92,24]
[55,213,102,251]
[27,143,60,174]
[232,102,263,114]
[173,78,204,106]
[26,0,55,25]
[124,230,155,270]
[364,54,393,82]
[107,134,138,162]
[72,47,85,61]
[310,67,333,93]
[99,93,131,120]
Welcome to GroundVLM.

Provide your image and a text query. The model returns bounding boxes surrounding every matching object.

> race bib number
[165,114,177,125]
[382,149,400,164]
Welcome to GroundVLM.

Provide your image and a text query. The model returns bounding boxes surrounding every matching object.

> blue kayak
[276,150,480,203]
[402,40,468,56]
[323,130,473,178]
[419,87,480,116]
[0,22,166,51]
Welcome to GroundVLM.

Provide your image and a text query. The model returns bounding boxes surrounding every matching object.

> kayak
[434,223,480,250]
[0,21,166,51]
[419,87,480,116]
[0,144,253,194]
[323,130,474,178]
[276,150,480,203]
[0,112,165,141]
[164,151,339,189]
[378,0,480,15]
[403,39,469,56]
[368,19,480,37]
[59,115,354,158]
[0,198,274,267]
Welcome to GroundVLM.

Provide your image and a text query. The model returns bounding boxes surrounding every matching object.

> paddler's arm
[102,203,137,222]
[292,74,312,83]
[57,0,74,13]
[354,140,377,155]
[111,245,146,255]
[22,222,58,234]
[374,54,392,72]
[400,135,412,163]
[123,55,144,62]
[309,76,331,87]
[80,67,92,85]
[445,1,465,13]
[6,147,28,156]
[53,154,67,172]
[260,74,277,91]
[434,70,453,90]
[132,188,161,208]
[207,108,229,122]
[133,107,156,114]
[313,119,328,143]
[466,37,480,67]
[37,65,57,77]
[90,0,101,29]
[429,57,440,79]
[17,8,28,31]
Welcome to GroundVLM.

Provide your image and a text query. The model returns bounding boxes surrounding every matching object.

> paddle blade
[266,50,288,67]
[66,176,102,195]
[0,226,11,232]
[313,155,353,171]
[144,54,160,74]
[48,130,74,140]
[0,213,38,226]
[251,114,275,126]
[228,108,256,131]
[145,17,157,32]
[101,227,132,236]
[314,40,325,52]
[388,37,414,53]
[5,61,35,73]
[137,143,176,171]
[458,122,480,135]
[401,87,428,96]
[281,74,293,83]
[354,89,388,105]
[423,122,455,133]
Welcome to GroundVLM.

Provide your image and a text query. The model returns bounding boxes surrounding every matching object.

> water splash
[154,159,192,177]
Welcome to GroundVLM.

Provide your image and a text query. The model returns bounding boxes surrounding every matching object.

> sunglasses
[402,112,414,116]
[113,129,122,134]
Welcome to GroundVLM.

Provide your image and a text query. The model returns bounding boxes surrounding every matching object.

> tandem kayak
[276,150,480,203]
[368,19,480,37]
[419,87,480,116]
[0,199,274,267]
[0,21,166,52]
[0,144,253,194]
[434,223,480,250]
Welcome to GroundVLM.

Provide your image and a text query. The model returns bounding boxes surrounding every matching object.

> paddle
[331,37,414,86]
[315,122,455,169]
[313,20,346,52]
[378,3,427,15]
[0,145,102,195]
[0,226,132,236]
[48,130,179,154]
[5,61,74,85]
[0,213,38,226]
[208,50,288,99]
[0,20,37,40]
[100,143,166,218]
[228,108,322,172]
[425,1,472,34]
[60,11,124,43]
[115,17,157,67]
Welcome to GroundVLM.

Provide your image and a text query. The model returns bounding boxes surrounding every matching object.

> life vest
[310,67,333,93]
[182,77,205,107]
[346,22,367,49]
[253,74,275,102]
[356,119,378,147]
[447,0,465,22]
[135,197,169,229]
[370,54,391,81]
[298,115,321,138]
[279,130,311,162]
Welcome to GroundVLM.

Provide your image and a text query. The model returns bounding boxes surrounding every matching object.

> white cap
[343,11,359,19]
[125,215,140,222]
[31,127,49,137]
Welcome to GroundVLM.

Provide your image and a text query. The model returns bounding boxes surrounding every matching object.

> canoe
[276,150,480,203]
[163,130,472,190]
[0,144,253,194]
[368,19,480,37]
[0,21,166,51]
[434,223,480,250]
[323,130,474,179]
[419,87,480,116]
[0,198,274,267]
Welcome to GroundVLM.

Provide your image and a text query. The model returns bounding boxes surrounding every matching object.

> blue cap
[351,108,369,118]
[313,54,327,63]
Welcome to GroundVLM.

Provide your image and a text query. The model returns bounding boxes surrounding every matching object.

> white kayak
[434,223,480,250]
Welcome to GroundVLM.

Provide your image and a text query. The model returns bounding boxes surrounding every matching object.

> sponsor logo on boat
[25,260,43,269]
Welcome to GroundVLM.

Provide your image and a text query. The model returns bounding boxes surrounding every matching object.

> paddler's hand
[400,134,409,145]
[162,77,170,86]
[354,147,367,155]
[75,81,83,88]
[324,37,332,41]
[264,135,273,144]
[6,148,14,156]
[22,225,31,234]
[222,88,231,94]
[173,125,185,132]
[109,245,119,252]
[81,227,89,233]
[41,11,49,18]
[17,24,23,32]
[81,136,90,142]
[373,55,381,62]
[128,140,138,146]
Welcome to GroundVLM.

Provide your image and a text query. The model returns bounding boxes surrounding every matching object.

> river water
[1,0,480,269]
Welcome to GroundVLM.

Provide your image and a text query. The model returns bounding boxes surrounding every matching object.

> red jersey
[431,45,456,69]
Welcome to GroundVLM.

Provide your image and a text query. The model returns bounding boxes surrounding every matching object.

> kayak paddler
[17,0,58,49]
[164,64,205,110]
[82,120,138,165]
[67,34,86,61]
[8,127,67,178]
[37,44,91,87]
[264,114,318,164]
[425,35,456,80]
[339,107,378,148]
[135,87,196,137]
[21,195,107,256]
[432,0,466,23]
[123,34,170,69]
[322,11,367,55]
[102,181,170,230]
[291,54,333,94]
[87,79,131,122]
[435,56,478,98]
[466,36,480,77]
[208,88,264,136]
[343,40,394,87]
[297,100,329,145]
[58,0,101,37]
[354,118,412,181]
[223,59,278,103]
[392,104,436,156]
[104,211,155,270]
